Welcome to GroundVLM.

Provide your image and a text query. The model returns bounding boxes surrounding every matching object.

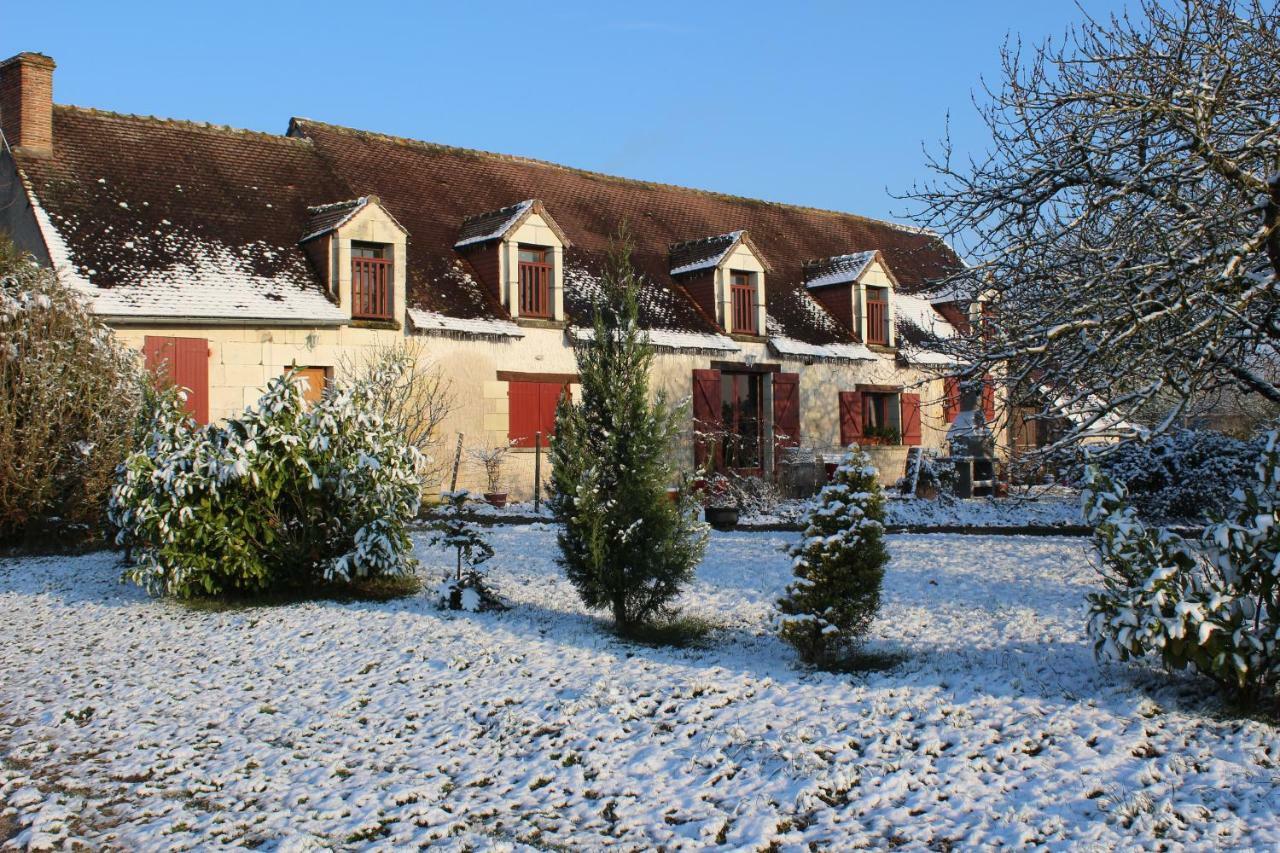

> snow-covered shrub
[776,446,889,667]
[1084,430,1280,704]
[426,490,502,611]
[551,237,707,632]
[109,370,423,598]
[1089,429,1258,521]
[898,448,956,497]
[0,240,142,542]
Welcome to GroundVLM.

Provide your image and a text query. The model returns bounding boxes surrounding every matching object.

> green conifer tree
[550,234,707,632]
[776,445,889,666]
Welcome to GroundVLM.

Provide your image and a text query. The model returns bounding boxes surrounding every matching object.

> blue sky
[4,1,1127,224]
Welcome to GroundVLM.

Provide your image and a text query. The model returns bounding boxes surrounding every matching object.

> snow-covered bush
[1087,429,1258,522]
[551,237,707,632]
[109,370,423,598]
[776,446,889,667]
[426,490,502,611]
[1084,430,1280,704]
[0,239,142,543]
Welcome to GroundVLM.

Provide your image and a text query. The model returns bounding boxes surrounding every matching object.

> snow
[298,197,371,243]
[570,326,740,353]
[767,336,875,362]
[2,528,1275,850]
[407,308,525,340]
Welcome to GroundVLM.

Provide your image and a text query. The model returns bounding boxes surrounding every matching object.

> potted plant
[469,443,511,507]
[702,474,739,530]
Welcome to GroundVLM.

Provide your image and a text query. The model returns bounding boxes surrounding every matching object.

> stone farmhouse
[0,52,986,498]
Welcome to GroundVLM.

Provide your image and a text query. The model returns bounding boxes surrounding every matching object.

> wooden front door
[720,371,763,475]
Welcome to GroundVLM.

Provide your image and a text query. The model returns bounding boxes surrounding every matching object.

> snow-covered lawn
[1,528,1276,850]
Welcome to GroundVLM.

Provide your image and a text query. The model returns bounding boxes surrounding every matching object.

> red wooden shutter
[901,393,922,446]
[143,335,209,423]
[536,382,562,447]
[982,377,996,423]
[692,369,722,468]
[943,376,960,423]
[508,381,540,448]
[838,391,862,446]
[772,372,800,451]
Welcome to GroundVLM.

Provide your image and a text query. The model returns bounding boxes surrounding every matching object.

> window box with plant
[861,424,901,446]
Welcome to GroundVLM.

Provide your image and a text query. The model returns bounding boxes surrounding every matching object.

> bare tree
[904,0,1280,457]
[339,339,456,486]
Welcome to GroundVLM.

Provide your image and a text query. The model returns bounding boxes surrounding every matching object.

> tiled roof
[12,106,354,322]
[290,118,964,345]
[10,106,964,342]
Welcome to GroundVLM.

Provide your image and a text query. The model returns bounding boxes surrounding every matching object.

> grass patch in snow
[177,573,423,611]
[614,614,719,648]
[819,646,908,675]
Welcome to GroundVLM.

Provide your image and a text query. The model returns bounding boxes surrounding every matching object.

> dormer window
[300,196,408,326]
[730,271,758,334]
[518,245,553,318]
[351,242,393,320]
[804,250,898,348]
[453,200,570,322]
[864,285,889,345]
[669,231,768,335]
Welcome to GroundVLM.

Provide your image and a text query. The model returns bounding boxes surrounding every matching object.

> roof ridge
[289,117,937,238]
[55,104,315,147]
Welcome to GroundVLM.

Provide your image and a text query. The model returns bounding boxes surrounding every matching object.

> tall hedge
[0,239,141,543]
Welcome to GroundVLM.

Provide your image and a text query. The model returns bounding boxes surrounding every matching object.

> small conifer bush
[777,445,889,667]
[427,490,502,611]
[550,235,707,632]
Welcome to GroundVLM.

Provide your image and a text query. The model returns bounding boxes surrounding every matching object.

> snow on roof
[803,251,877,289]
[669,231,744,276]
[895,292,956,340]
[767,336,876,362]
[454,200,534,249]
[570,326,739,353]
[407,308,524,339]
[29,191,348,324]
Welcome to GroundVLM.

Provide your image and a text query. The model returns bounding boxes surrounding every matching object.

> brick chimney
[0,53,55,157]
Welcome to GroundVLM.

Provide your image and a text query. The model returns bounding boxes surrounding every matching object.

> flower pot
[484,492,508,508]
[666,487,681,503]
[704,505,739,531]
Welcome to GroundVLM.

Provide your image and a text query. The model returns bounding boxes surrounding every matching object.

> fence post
[449,432,464,493]
[533,431,542,512]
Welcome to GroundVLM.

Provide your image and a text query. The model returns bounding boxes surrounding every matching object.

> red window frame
[865,286,889,346]
[351,243,393,320]
[518,245,552,319]
[729,271,757,334]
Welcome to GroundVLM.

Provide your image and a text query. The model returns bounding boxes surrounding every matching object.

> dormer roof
[668,230,770,276]
[454,198,570,249]
[299,195,406,244]
[803,249,898,289]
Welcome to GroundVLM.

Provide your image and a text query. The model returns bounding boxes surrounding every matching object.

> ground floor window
[721,371,763,473]
[863,392,897,441]
[143,335,209,424]
[290,366,331,406]
[508,380,569,448]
